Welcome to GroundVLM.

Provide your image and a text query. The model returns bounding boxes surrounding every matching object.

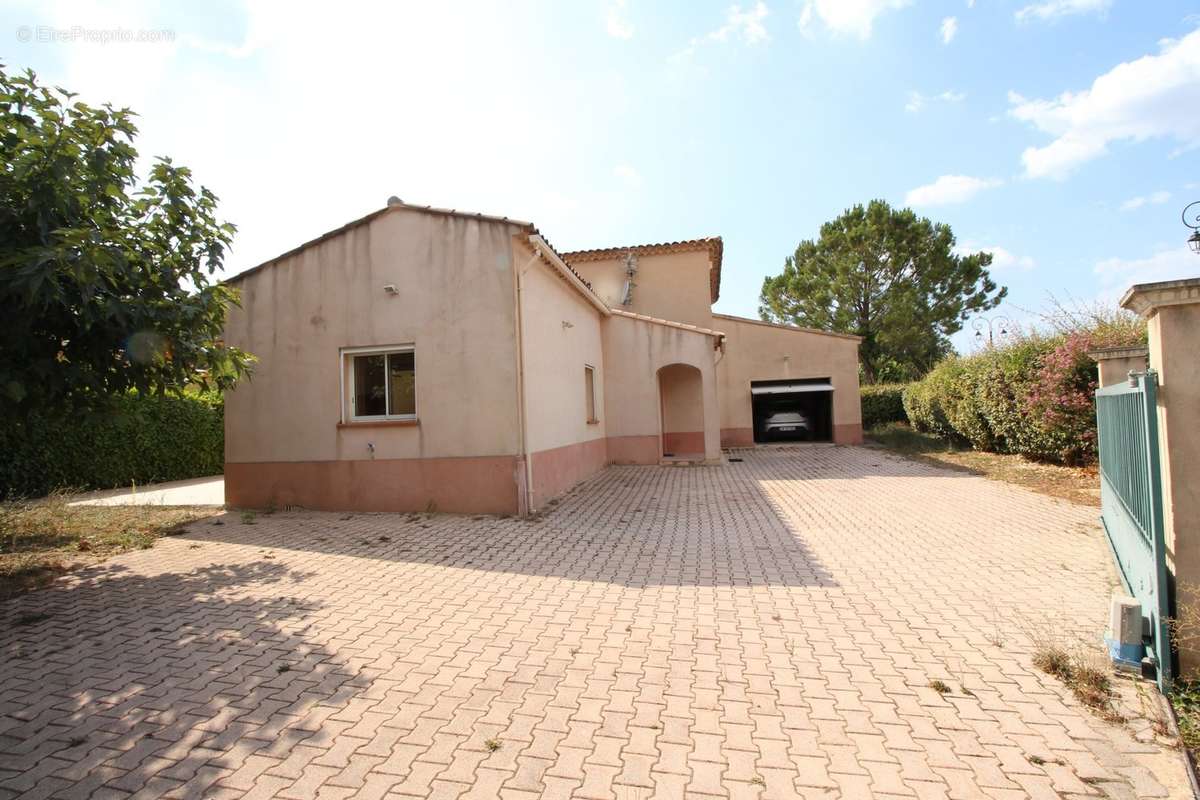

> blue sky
[5,0,1200,351]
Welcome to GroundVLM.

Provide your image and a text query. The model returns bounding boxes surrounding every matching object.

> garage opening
[751,378,833,443]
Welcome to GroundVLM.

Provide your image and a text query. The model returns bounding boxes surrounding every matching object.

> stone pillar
[1121,278,1200,672]
[1088,346,1148,388]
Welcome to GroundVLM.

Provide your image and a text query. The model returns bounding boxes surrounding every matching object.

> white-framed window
[341,345,416,421]
[585,364,597,423]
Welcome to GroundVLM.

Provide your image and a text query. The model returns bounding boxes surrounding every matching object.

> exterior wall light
[1184,202,1200,254]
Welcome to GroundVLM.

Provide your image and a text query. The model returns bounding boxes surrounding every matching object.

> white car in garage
[761,409,813,440]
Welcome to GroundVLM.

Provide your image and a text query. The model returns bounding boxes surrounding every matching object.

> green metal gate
[1096,370,1171,689]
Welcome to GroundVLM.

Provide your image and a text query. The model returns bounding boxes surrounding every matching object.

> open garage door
[751,379,833,443]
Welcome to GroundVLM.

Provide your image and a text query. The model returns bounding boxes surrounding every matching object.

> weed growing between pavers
[1031,637,1124,723]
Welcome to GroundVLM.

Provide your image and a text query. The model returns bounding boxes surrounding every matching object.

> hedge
[0,392,224,500]
[900,322,1144,465]
[860,383,909,428]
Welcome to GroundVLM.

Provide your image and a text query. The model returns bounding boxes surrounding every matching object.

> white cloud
[675,2,770,61]
[606,0,634,39]
[797,0,911,40]
[905,89,965,113]
[14,0,661,278]
[1094,246,1197,301]
[956,242,1036,271]
[940,17,958,44]
[1015,0,1111,24]
[905,174,1003,206]
[966,0,975,7]
[712,2,770,45]
[1120,190,1172,211]
[614,164,643,186]
[1008,29,1200,179]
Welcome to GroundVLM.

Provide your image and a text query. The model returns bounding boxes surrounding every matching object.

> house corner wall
[222,208,525,514]
[516,239,609,511]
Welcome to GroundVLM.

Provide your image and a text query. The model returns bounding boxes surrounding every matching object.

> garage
[751,378,833,443]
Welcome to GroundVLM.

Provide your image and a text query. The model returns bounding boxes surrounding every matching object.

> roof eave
[710,313,863,342]
[527,234,612,316]
[224,201,535,285]
[560,237,724,304]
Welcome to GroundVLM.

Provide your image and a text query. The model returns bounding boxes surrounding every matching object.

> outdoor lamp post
[1184,201,1200,254]
[972,315,1012,347]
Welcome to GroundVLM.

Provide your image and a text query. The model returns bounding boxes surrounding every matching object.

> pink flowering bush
[1024,333,1100,464]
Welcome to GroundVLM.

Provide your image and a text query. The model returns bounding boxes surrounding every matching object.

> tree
[0,64,253,412]
[759,199,1006,383]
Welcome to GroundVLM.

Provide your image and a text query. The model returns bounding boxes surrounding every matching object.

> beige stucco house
[223,198,862,514]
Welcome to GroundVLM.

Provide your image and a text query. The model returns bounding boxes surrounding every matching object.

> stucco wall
[223,207,525,512]
[712,314,862,445]
[516,239,608,508]
[1095,354,1147,388]
[659,364,705,455]
[601,314,721,463]
[570,250,714,329]
[1150,307,1200,604]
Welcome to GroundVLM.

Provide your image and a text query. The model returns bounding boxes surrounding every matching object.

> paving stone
[0,446,1190,798]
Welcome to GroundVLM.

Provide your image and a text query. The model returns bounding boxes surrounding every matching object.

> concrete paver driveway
[1,446,1188,799]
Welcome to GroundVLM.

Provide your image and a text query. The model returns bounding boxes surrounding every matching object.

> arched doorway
[657,363,705,459]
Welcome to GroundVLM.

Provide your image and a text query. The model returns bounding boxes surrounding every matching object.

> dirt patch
[867,423,1099,507]
[0,494,219,599]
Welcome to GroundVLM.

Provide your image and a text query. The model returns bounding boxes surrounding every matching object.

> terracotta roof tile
[527,231,594,290]
[610,308,725,339]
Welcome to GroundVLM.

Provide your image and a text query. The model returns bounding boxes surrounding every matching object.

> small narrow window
[585,365,597,423]
[348,347,416,420]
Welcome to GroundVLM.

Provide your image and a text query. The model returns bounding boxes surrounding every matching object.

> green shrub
[0,392,223,500]
[899,301,1147,465]
[942,354,998,451]
[902,380,934,433]
[974,336,1052,457]
[904,360,960,440]
[860,383,909,428]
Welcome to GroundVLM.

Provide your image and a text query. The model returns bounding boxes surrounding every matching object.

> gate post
[1121,277,1200,674]
[1087,346,1148,388]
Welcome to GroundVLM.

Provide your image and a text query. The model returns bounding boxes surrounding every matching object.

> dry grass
[867,423,1099,507]
[1171,680,1200,758]
[0,492,219,600]
[1027,626,1123,723]
[1168,583,1200,759]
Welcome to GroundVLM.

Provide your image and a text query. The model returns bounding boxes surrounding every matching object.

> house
[222,198,862,515]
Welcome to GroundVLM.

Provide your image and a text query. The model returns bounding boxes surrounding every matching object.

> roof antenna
[619,251,638,306]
